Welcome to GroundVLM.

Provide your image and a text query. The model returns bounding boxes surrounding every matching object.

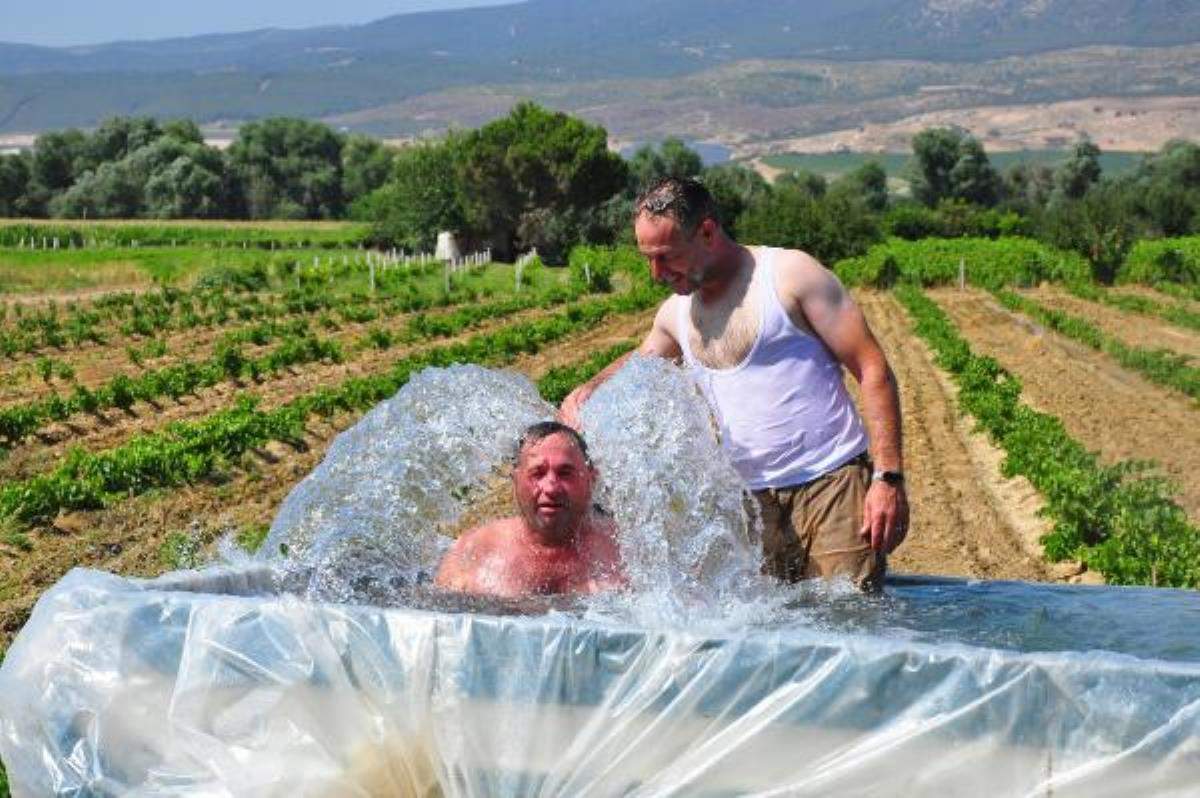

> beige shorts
[755,456,886,592]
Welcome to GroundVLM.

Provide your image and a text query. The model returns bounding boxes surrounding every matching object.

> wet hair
[515,421,593,467]
[634,176,721,234]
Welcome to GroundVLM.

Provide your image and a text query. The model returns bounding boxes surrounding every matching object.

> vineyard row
[895,286,1200,588]
[0,286,663,525]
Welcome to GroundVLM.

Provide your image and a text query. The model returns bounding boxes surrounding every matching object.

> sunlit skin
[561,210,908,555]
[435,433,625,598]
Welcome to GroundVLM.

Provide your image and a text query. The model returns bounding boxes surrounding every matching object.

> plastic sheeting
[2,566,1199,797]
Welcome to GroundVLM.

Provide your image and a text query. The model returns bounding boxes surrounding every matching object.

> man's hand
[558,383,595,431]
[860,481,909,553]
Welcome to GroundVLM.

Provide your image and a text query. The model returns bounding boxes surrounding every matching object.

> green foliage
[0,221,370,249]
[996,290,1200,402]
[159,530,205,569]
[895,285,1200,587]
[834,237,1089,289]
[699,163,771,239]
[1054,137,1102,200]
[829,161,888,212]
[1128,140,1200,237]
[627,137,702,190]
[884,200,1029,240]
[0,153,32,216]
[1035,181,1142,283]
[1119,237,1200,285]
[227,118,345,219]
[341,134,395,203]
[455,102,628,258]
[567,246,615,293]
[736,186,880,264]
[908,127,1000,208]
[0,280,664,525]
[359,139,464,251]
[537,341,637,404]
[237,522,270,554]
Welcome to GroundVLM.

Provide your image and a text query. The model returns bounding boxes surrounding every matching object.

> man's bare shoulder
[452,517,520,553]
[771,247,849,312]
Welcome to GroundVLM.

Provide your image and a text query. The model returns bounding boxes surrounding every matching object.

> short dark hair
[515,421,592,467]
[634,176,721,234]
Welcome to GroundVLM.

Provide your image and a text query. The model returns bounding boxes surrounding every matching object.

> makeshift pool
[1,360,1198,796]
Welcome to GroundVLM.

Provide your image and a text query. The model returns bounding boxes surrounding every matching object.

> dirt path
[932,287,1200,522]
[1022,286,1200,361]
[0,309,656,651]
[854,290,1056,583]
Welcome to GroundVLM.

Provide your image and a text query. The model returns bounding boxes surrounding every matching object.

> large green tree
[830,161,888,211]
[628,137,703,191]
[227,118,345,219]
[342,134,396,204]
[455,102,628,259]
[701,163,771,238]
[359,139,465,252]
[1054,137,1103,200]
[909,127,1000,208]
[0,153,32,216]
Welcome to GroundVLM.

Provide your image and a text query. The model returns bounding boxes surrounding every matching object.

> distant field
[761,150,1145,179]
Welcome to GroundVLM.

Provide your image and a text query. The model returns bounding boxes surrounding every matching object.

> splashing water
[259,365,554,604]
[257,356,792,625]
[579,355,781,625]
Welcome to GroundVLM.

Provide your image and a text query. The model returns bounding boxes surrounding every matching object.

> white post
[584,262,591,287]
[369,261,376,295]
[958,257,966,291]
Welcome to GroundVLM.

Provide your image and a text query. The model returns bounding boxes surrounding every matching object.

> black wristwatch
[871,469,905,487]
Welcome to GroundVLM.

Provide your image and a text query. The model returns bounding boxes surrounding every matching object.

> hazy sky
[6,0,518,47]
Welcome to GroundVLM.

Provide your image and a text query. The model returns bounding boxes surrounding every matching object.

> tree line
[0,116,394,222]
[1,104,1198,277]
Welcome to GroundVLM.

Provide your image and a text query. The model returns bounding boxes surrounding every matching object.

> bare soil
[1022,286,1200,362]
[748,95,1200,158]
[853,290,1058,583]
[931,287,1200,522]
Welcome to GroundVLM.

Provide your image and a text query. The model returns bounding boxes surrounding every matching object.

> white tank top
[677,247,868,490]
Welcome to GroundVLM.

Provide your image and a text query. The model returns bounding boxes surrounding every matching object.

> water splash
[257,358,801,626]
[259,364,553,604]
[579,355,780,624]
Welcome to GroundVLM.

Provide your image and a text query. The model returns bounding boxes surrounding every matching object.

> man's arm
[558,297,683,429]
[776,251,909,554]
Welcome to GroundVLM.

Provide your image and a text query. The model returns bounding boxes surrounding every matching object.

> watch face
[878,471,904,486]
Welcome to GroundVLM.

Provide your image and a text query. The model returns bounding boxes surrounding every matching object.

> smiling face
[512,432,595,544]
[635,212,716,295]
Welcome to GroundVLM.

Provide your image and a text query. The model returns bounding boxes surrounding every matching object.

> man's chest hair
[687,285,761,370]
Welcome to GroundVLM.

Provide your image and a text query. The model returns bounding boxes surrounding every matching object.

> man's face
[513,432,595,542]
[635,212,713,295]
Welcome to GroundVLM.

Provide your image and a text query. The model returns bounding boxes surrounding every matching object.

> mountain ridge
[1,0,1197,136]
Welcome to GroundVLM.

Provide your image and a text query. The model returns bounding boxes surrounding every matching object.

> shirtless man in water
[435,421,625,598]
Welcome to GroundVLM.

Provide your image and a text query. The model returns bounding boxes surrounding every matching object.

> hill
[0,0,1198,140]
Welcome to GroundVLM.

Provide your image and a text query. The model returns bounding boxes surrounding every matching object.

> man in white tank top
[561,177,908,590]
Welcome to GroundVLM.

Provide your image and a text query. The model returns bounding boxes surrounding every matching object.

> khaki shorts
[755,455,886,592]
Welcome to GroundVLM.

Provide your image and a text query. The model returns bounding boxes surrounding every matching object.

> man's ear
[699,217,718,246]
